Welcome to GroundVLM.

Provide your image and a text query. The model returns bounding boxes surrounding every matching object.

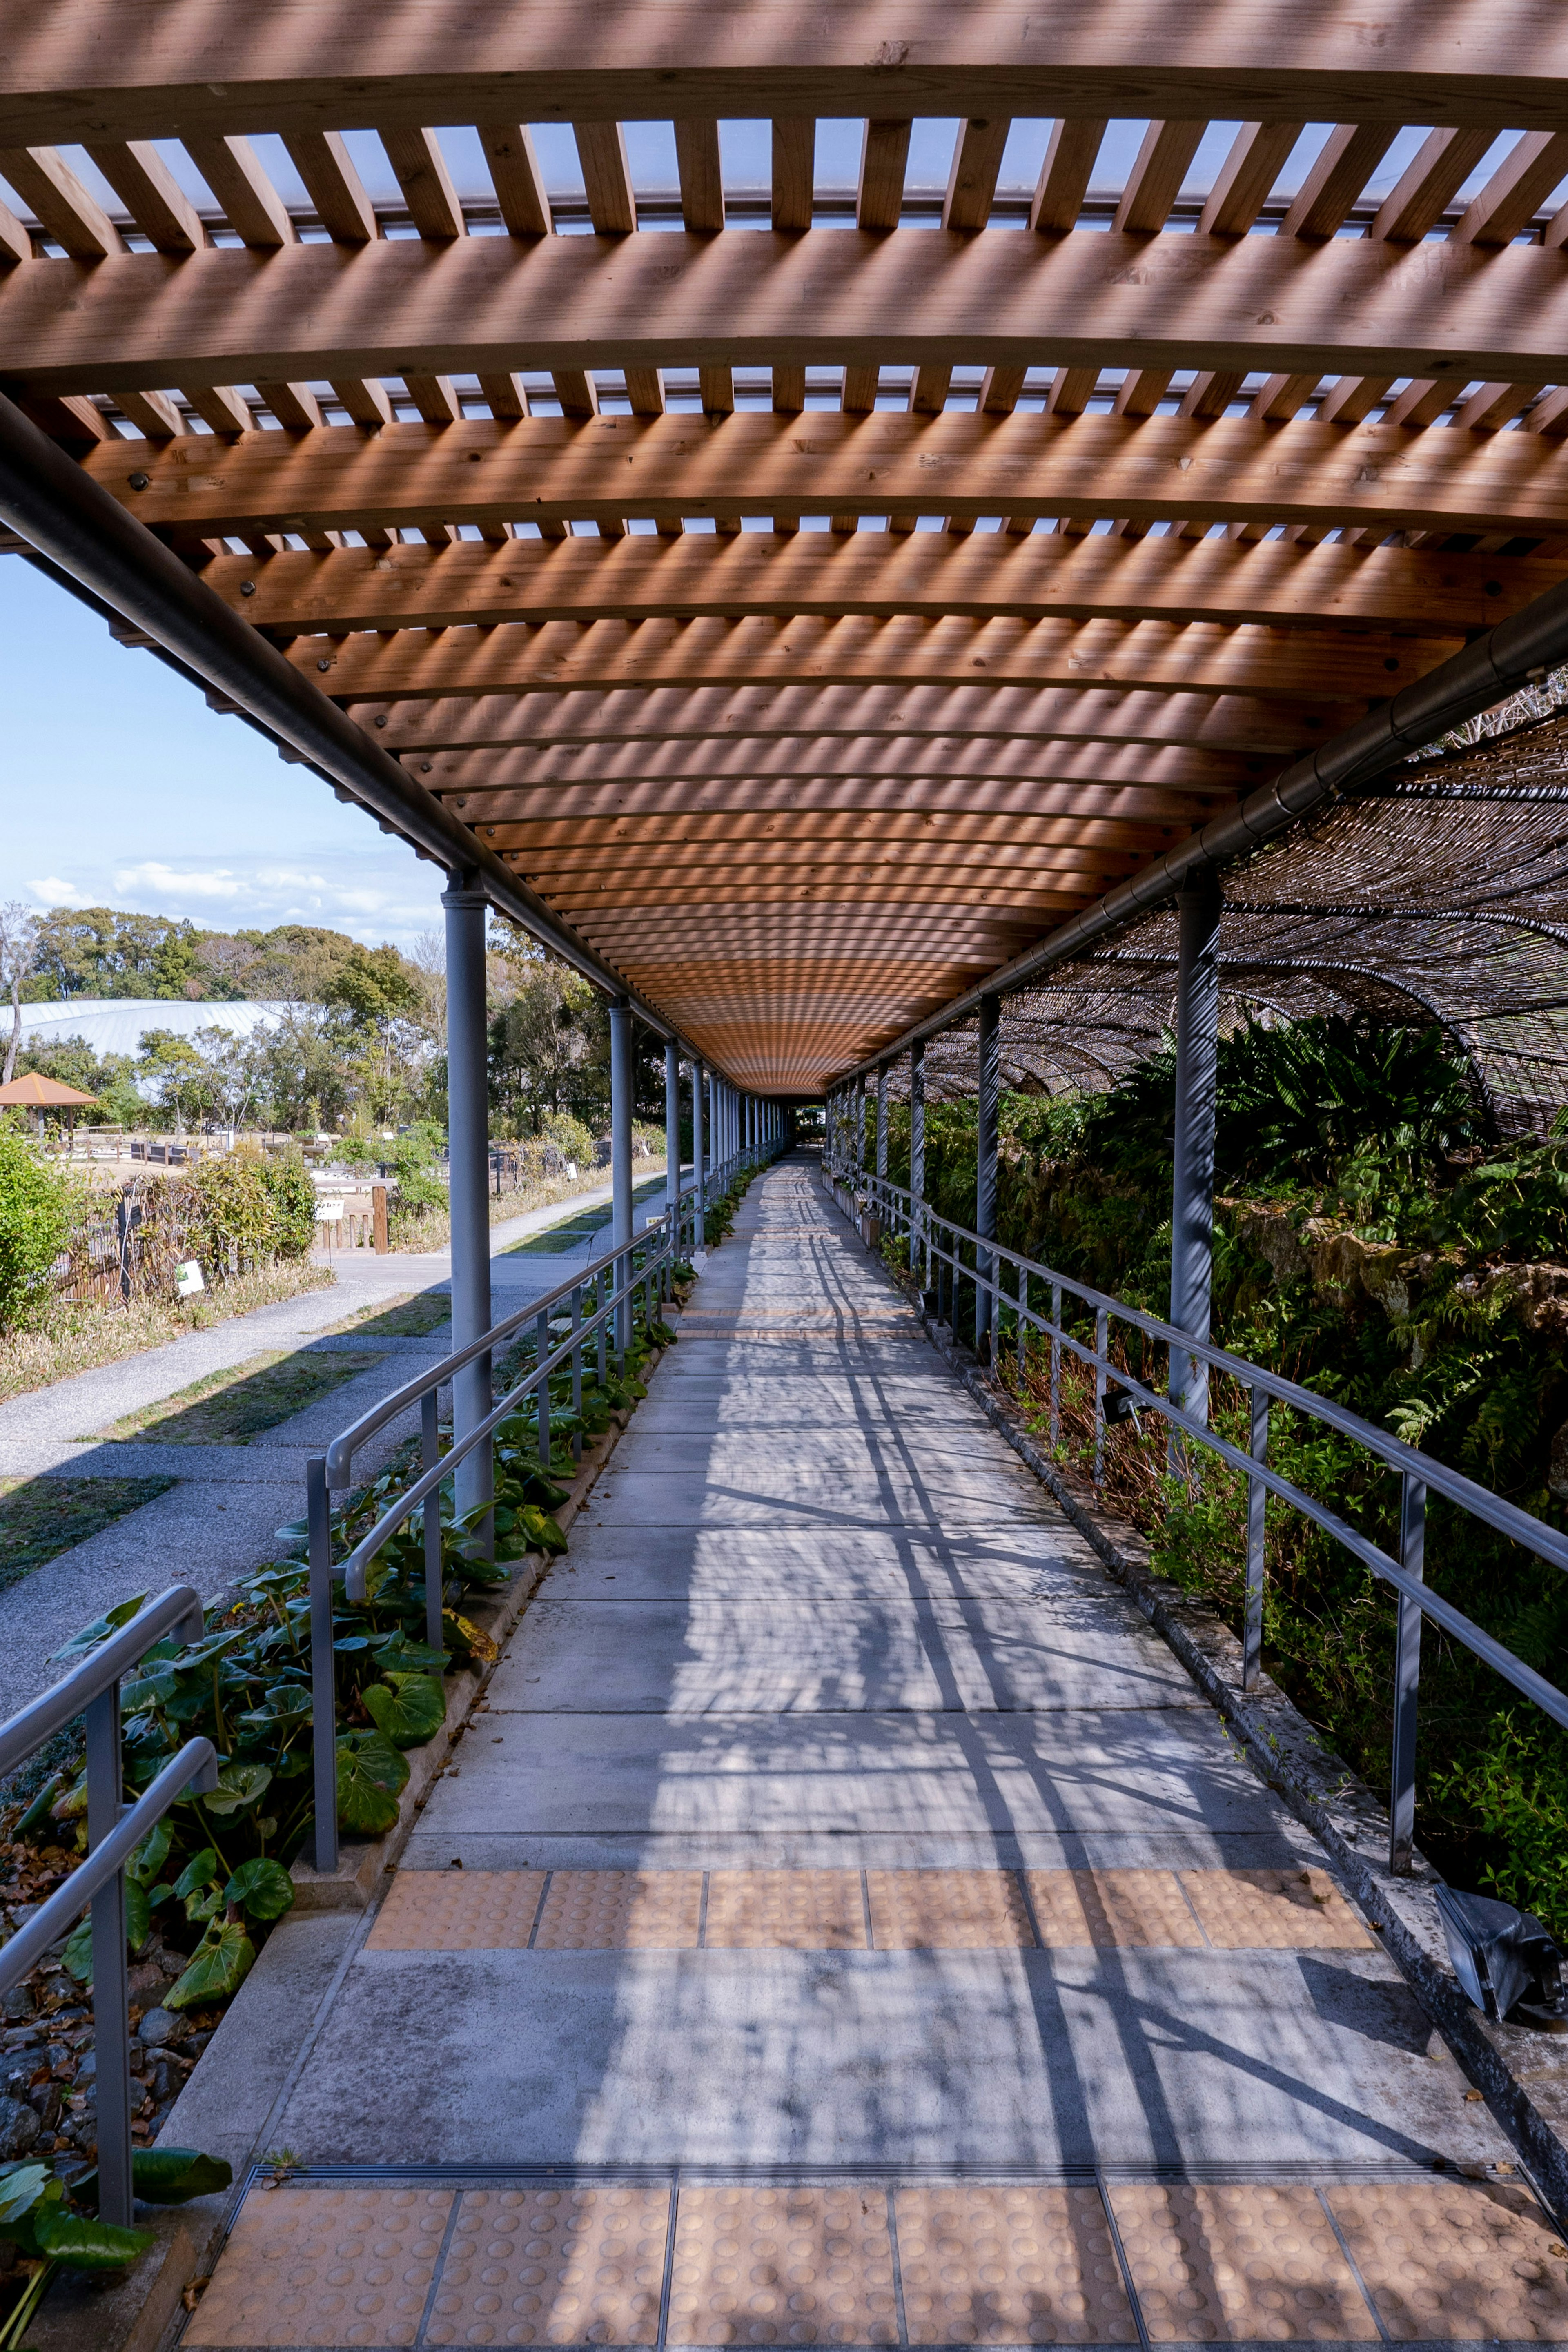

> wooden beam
[1454,130,1568,246]
[83,411,1568,545]
[857,120,912,232]
[771,119,815,234]
[468,805,1193,854]
[434,771,1243,830]
[1281,124,1400,240]
[181,134,294,248]
[379,127,466,240]
[943,117,1011,233]
[85,140,207,252]
[1371,127,1495,243]
[1199,122,1301,238]
[18,226,1568,400]
[1030,117,1106,236]
[190,529,1562,637]
[574,121,636,234]
[18,13,1567,147]
[475,123,551,237]
[280,131,379,244]
[0,145,123,257]
[1115,122,1207,236]
[674,119,724,234]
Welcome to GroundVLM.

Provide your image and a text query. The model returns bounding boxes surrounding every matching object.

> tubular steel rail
[0,1589,217,2227]
[305,1142,774,1872]
[829,1149,1568,1881]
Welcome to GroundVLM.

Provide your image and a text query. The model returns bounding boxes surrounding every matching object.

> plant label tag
[317,1198,344,1222]
[174,1260,206,1298]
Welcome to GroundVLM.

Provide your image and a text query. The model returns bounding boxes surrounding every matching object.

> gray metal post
[875,1065,889,1182]
[1244,1389,1269,1689]
[421,1391,444,1655]
[855,1081,866,1177]
[975,993,1000,1356]
[1169,873,1222,1443]
[708,1068,719,1188]
[86,1682,132,2227]
[443,877,494,1544]
[307,1453,337,1874]
[693,1058,706,1244]
[1389,1474,1427,1874]
[610,999,634,1350]
[910,1040,927,1287]
[665,1039,681,1227]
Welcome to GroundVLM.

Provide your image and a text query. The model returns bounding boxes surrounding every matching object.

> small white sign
[174,1259,206,1298]
[565,1160,579,1179]
[316,1198,345,1223]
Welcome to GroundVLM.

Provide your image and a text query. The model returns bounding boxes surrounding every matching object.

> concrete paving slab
[536,1523,1107,1600]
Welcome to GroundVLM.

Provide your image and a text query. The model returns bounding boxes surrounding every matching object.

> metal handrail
[832,1150,1568,1879]
[305,1134,782,1873]
[0,1587,217,2229]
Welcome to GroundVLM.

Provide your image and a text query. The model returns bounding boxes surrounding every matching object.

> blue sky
[1,559,446,953]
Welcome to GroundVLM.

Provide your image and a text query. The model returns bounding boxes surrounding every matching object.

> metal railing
[830,1150,1568,1880]
[304,1138,781,1872]
[0,1589,217,2227]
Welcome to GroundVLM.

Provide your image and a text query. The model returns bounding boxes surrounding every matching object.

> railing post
[1015,1261,1028,1385]
[85,1679,132,2229]
[570,1282,584,1462]
[443,874,494,1555]
[1093,1306,1109,1489]
[975,993,1000,1359]
[610,998,635,1352]
[910,1041,927,1293]
[1390,1473,1427,1875]
[854,1079,866,1181]
[1169,873,1222,1466]
[1244,1388,1269,1689]
[1049,1281,1062,1444]
[665,1039,681,1229]
[875,1065,889,1180]
[535,1307,551,1469]
[421,1391,444,1654]
[307,1454,338,1875]
[693,1058,706,1247]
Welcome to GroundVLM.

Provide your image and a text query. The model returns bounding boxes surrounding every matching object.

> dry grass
[374,1160,665,1257]
[0,1261,336,1407]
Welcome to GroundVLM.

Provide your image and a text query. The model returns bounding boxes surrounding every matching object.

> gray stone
[0,2095,39,2158]
[137,2007,178,2048]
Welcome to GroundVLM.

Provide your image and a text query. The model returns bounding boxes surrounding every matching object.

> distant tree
[0,902,40,1086]
[486,931,608,1135]
[29,906,206,1001]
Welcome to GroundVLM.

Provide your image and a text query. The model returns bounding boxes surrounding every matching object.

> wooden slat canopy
[4,3,1568,1092]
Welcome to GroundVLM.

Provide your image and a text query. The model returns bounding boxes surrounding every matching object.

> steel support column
[875,1067,889,1180]
[910,1040,927,1288]
[975,994,1001,1358]
[855,1082,866,1178]
[610,998,634,1350]
[664,1038,681,1237]
[1169,873,1223,1443]
[443,877,493,1546]
[693,1058,706,1244]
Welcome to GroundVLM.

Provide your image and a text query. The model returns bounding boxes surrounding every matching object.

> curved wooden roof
[3,4,1568,1092]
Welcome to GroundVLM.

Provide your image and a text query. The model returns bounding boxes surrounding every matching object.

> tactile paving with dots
[704,1869,867,1949]
[423,2184,670,2347]
[182,2185,452,2348]
[865,1869,1036,1948]
[1108,2182,1379,2342]
[894,2183,1138,2345]
[365,1869,548,1951]
[666,2183,899,2346]
[1324,2178,1568,2341]
[1026,1869,1206,1948]
[533,1870,704,1949]
[1179,1866,1374,1950]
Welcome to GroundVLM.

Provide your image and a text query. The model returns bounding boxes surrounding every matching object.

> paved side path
[174,1155,1560,2352]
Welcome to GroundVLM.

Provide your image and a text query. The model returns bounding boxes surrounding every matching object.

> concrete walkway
[0,1167,676,1716]
[174,1155,1563,2352]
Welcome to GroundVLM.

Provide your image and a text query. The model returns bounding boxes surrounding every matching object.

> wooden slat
[771,118,815,232]
[1114,369,1173,416]
[1030,118,1105,234]
[1454,130,1568,246]
[181,134,295,248]
[910,366,951,415]
[574,120,636,234]
[624,367,664,415]
[552,370,599,418]
[329,376,394,427]
[1370,126,1495,243]
[1198,122,1300,237]
[89,409,1568,546]
[857,120,912,232]
[380,126,466,239]
[1456,381,1541,431]
[1249,372,1319,421]
[1317,374,1394,423]
[1047,367,1098,417]
[1381,378,1452,429]
[0,192,30,266]
[476,122,551,236]
[179,382,252,436]
[699,365,735,415]
[842,365,880,414]
[256,381,324,431]
[85,140,207,252]
[772,363,806,413]
[114,386,182,437]
[281,131,379,243]
[0,146,123,256]
[1179,372,1245,419]
[18,390,115,442]
[477,371,529,419]
[1114,121,1207,235]
[943,116,1011,232]
[979,366,1026,415]
[402,373,461,424]
[674,119,724,233]
[1281,124,1398,239]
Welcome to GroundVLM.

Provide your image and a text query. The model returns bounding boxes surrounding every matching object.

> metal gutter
[837,572,1568,1084]
[0,390,699,1056]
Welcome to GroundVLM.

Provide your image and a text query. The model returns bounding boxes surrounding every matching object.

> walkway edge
[824,1191,1568,2223]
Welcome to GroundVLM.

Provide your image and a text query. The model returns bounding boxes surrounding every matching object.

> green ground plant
[0,1136,73,1336]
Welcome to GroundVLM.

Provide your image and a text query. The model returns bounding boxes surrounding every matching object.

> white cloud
[113,861,245,900]
[28,877,91,905]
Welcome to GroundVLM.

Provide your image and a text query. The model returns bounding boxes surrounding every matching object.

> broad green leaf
[332,1633,373,1653]
[0,2165,47,2225]
[173,1848,219,1901]
[125,1879,152,1952]
[361,1673,446,1750]
[34,2206,154,2269]
[238,1686,312,1732]
[372,1633,449,1672]
[334,1740,401,1835]
[185,1887,225,1924]
[223,1857,294,1923]
[353,1728,410,1795]
[50,1593,148,1664]
[128,1820,172,1886]
[521,1507,568,1556]
[166,1917,256,2010]
[131,2147,233,2205]
[203,1762,272,1817]
[62,1916,93,1984]
[121,1662,183,1714]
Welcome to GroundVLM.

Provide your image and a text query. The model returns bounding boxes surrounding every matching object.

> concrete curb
[819,1177,1568,2222]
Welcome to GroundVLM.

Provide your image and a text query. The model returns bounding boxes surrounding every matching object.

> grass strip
[93,1347,386,1446]
[0,1472,178,1595]
[321,1291,453,1339]
[506,1172,669,1257]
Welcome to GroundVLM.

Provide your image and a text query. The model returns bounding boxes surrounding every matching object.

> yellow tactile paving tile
[667,2183,898,2347]
[1026,1869,1206,1949]
[534,1870,704,1949]
[423,2185,670,2347]
[704,1869,867,1949]
[895,2183,1138,2345]
[1179,1867,1374,1950]
[1109,2182,1379,2342]
[183,2186,452,2349]
[366,1869,548,1951]
[1324,2178,1568,2341]
[865,1869,1037,1949]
